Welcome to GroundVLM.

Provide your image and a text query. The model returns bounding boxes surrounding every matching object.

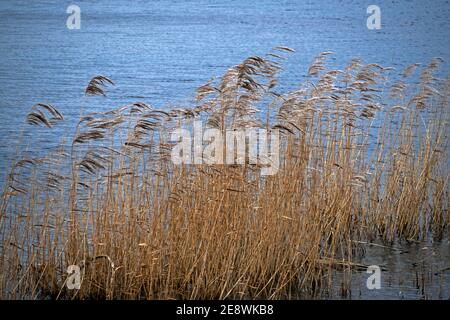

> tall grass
[0,48,448,299]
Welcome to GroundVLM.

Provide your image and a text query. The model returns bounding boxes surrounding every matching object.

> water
[1,1,449,162]
[331,232,450,299]
[0,0,449,299]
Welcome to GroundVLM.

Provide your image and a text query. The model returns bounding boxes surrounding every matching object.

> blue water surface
[0,0,449,175]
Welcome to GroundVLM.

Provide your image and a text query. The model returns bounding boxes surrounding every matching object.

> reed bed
[0,48,448,299]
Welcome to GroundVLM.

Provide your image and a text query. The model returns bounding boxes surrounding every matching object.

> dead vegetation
[0,48,448,299]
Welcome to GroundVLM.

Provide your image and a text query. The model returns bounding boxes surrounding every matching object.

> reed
[0,48,448,299]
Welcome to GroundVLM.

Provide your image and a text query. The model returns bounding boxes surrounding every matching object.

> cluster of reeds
[0,48,448,299]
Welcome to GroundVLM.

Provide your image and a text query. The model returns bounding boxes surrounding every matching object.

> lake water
[1,0,449,163]
[0,0,449,299]
[330,232,450,299]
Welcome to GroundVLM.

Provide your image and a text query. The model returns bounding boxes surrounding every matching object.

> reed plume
[0,49,448,299]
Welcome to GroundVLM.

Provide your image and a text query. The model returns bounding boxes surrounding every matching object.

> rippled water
[330,232,450,299]
[0,0,449,299]
[1,1,449,163]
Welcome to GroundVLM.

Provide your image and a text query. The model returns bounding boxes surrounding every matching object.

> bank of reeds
[0,48,448,299]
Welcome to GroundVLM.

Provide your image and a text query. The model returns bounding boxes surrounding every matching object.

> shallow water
[330,232,450,299]
[0,1,449,299]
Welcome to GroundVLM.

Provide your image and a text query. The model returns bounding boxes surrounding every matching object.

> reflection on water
[329,231,450,299]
